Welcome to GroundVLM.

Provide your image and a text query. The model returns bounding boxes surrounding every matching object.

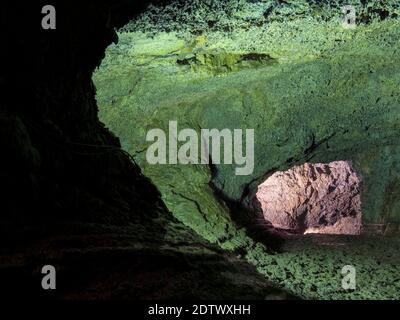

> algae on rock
[94,2,400,299]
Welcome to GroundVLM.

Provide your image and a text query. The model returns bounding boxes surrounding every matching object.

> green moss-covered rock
[94,2,400,299]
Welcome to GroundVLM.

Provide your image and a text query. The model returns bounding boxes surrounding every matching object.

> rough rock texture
[1,0,163,226]
[94,1,400,299]
[0,1,292,300]
[1,223,291,300]
[122,0,400,35]
[256,161,362,235]
[256,161,361,234]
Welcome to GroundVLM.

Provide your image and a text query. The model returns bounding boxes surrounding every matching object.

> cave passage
[255,161,362,235]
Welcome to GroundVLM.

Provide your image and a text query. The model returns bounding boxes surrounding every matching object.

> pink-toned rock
[255,161,362,235]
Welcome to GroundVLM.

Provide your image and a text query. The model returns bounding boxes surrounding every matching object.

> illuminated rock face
[256,161,362,235]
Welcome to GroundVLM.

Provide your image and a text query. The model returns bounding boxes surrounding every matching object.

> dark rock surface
[0,1,291,299]
[1,1,160,226]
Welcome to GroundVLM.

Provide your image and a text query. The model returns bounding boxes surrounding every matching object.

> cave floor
[2,224,398,300]
[0,223,296,300]
[265,234,400,299]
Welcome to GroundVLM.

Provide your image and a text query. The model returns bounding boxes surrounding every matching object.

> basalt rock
[255,161,362,235]
[94,1,400,299]
[0,1,292,300]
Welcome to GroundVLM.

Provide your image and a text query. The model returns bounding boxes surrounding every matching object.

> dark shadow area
[209,180,286,254]
[0,0,294,300]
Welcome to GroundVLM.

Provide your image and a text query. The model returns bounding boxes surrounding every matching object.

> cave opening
[254,160,362,236]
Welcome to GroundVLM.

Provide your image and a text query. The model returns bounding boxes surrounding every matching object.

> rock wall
[3,0,398,300]
[95,14,400,242]
[1,1,165,226]
[0,0,291,300]
[93,1,400,299]
[255,161,362,235]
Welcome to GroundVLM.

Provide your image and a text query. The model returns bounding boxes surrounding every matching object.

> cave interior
[1,0,400,300]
